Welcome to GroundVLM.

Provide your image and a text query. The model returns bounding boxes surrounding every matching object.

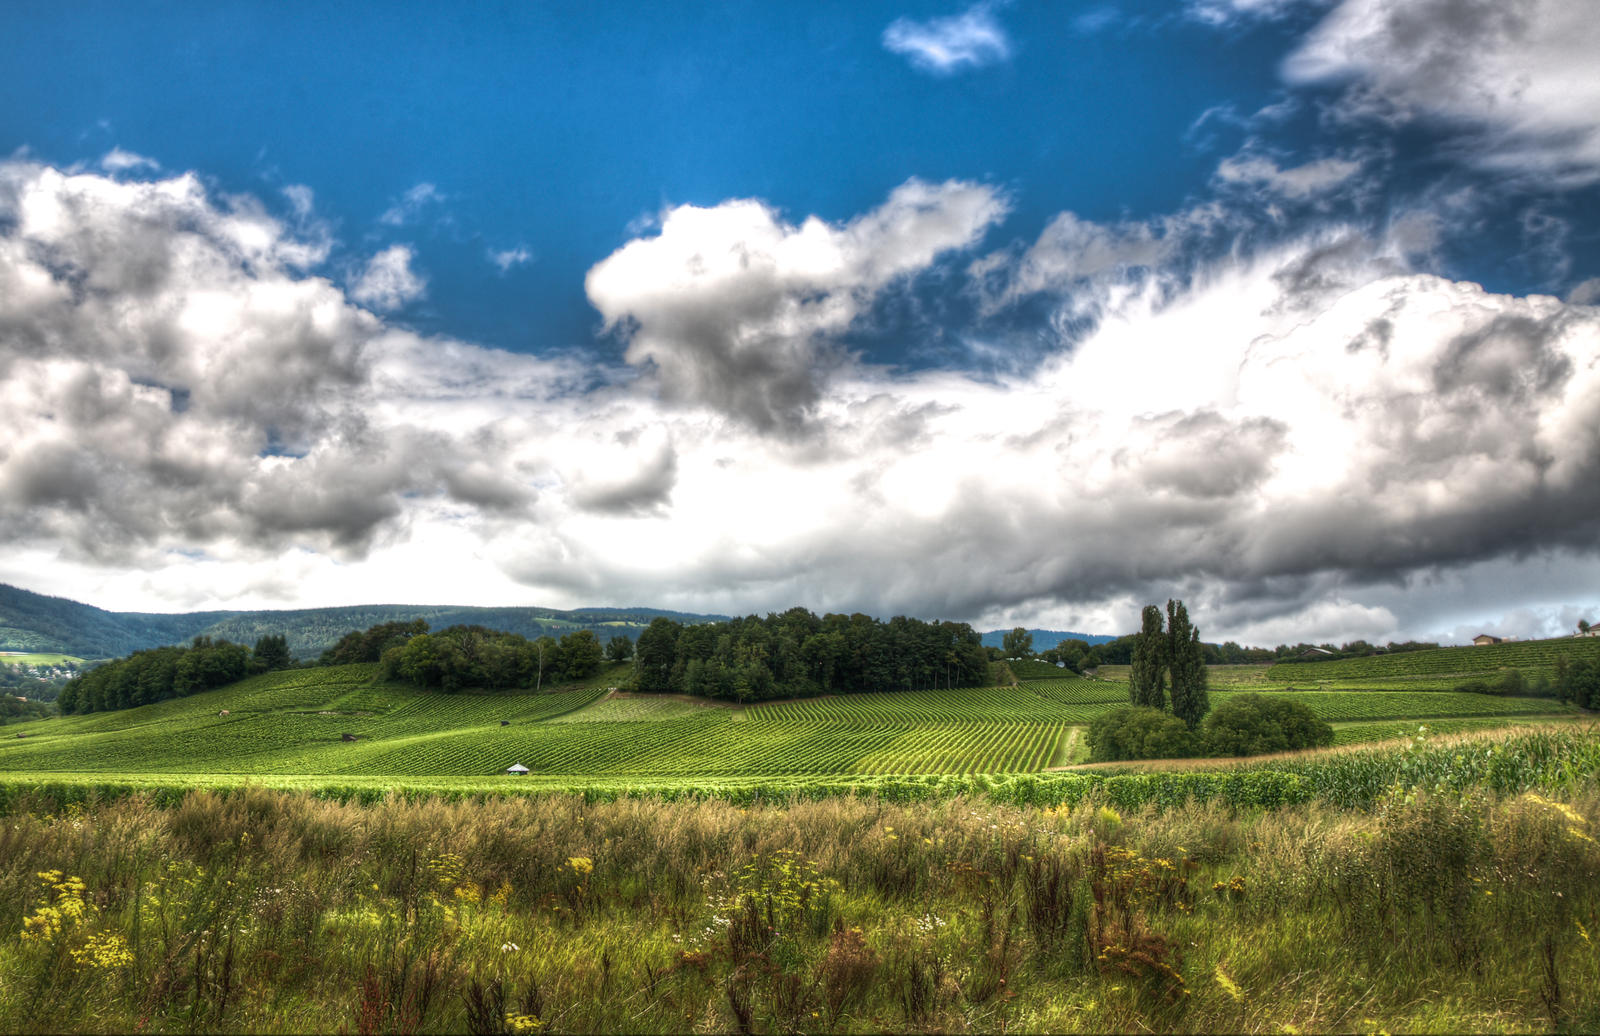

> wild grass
[1,769,1598,1033]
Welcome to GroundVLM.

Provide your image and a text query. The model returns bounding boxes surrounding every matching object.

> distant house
[1473,634,1503,646]
[1299,647,1335,659]
[506,763,530,775]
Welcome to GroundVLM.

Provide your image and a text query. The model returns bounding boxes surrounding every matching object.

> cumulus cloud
[349,244,426,311]
[4,158,1600,645]
[883,3,1012,75]
[0,159,550,567]
[1285,0,1600,184]
[567,429,679,516]
[585,177,1008,434]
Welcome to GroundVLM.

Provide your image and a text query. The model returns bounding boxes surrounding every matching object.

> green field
[1265,635,1600,684]
[1093,636,1600,691]
[0,651,84,667]
[1,659,1580,786]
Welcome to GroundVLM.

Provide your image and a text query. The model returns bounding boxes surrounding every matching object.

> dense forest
[375,624,609,692]
[55,608,993,708]
[56,636,290,714]
[633,608,991,701]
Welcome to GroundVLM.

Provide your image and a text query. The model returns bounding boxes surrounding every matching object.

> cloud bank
[1,154,1598,644]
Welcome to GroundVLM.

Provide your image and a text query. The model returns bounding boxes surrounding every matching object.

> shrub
[1086,707,1198,763]
[1200,693,1332,757]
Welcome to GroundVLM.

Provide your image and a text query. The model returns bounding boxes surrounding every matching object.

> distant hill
[0,582,725,661]
[979,628,1117,650]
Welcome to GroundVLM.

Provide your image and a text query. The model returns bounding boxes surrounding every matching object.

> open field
[1,731,1599,1034]
[0,652,84,667]
[1,662,1582,790]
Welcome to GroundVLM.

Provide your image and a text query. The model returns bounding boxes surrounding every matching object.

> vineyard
[0,661,1583,784]
[1264,635,1600,683]
[0,723,1595,813]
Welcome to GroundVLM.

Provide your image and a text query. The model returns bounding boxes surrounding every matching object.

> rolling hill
[0,582,724,660]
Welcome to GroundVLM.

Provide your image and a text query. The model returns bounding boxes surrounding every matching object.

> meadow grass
[1,774,1597,1034]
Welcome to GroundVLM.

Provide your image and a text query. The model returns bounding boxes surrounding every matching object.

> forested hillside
[0,582,721,660]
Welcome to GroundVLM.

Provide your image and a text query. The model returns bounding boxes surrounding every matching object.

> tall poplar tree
[1166,598,1210,729]
[1129,604,1168,709]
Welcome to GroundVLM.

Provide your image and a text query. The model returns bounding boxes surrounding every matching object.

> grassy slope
[0,660,1578,783]
[1095,635,1600,690]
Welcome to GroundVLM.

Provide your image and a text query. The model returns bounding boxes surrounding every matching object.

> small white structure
[506,763,530,775]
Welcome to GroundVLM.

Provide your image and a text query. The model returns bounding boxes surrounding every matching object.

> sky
[1,0,1598,646]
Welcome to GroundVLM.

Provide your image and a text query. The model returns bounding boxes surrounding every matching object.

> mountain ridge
[0,582,1118,662]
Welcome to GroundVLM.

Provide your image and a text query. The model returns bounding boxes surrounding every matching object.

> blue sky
[2,0,1599,645]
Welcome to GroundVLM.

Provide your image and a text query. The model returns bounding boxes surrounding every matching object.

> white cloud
[99,148,158,173]
[1285,0,1600,184]
[349,245,427,311]
[1215,152,1363,199]
[379,182,445,226]
[883,3,1012,75]
[1187,0,1316,25]
[969,205,1225,313]
[585,177,1008,433]
[488,246,533,273]
[282,184,316,218]
[4,158,1600,645]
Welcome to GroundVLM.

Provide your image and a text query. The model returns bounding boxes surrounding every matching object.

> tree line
[1556,653,1600,709]
[633,608,990,702]
[375,624,614,692]
[57,635,290,714]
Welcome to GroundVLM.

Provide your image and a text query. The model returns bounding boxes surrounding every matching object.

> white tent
[506,763,530,775]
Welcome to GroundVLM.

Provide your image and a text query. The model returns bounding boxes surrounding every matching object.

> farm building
[1473,634,1503,646]
[506,763,529,775]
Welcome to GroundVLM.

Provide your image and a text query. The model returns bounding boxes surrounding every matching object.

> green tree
[1086,706,1197,762]
[1129,605,1167,710]
[1200,693,1332,756]
[559,630,603,680]
[1002,627,1033,657]
[634,618,681,693]
[604,634,634,663]
[1166,599,1210,730]
[252,634,291,672]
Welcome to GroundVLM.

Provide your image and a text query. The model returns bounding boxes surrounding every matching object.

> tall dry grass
[0,785,1596,1032]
